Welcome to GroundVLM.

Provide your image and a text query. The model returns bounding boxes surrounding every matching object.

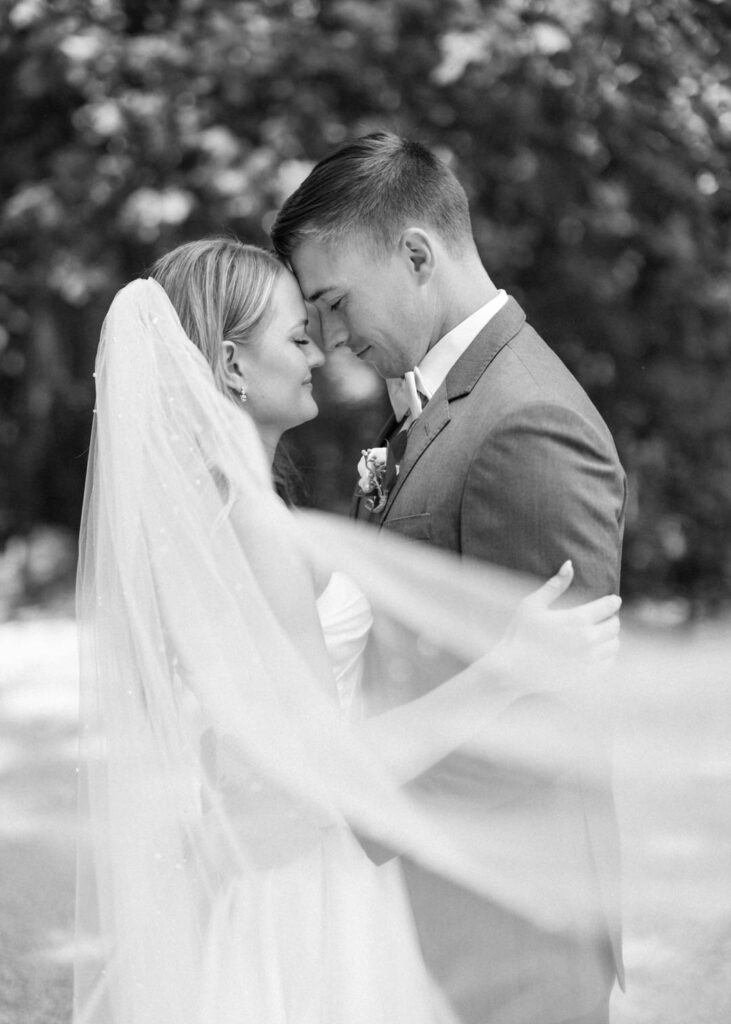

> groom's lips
[354,345,371,359]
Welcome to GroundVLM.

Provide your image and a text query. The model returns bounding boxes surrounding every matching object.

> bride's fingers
[557,614,619,651]
[522,560,574,611]
[540,611,620,657]
[545,597,620,638]
[571,594,622,625]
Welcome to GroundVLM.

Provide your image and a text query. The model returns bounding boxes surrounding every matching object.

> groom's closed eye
[305,303,325,348]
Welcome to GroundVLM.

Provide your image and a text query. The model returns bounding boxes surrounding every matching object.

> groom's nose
[321,318,349,353]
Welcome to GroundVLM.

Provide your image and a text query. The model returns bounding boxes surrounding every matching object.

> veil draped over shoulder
[74,280,731,1024]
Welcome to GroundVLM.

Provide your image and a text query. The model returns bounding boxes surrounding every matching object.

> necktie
[386,370,427,423]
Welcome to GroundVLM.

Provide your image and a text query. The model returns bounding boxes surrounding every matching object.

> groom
[272,133,626,1024]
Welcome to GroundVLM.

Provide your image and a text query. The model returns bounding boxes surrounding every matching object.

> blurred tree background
[1,0,730,618]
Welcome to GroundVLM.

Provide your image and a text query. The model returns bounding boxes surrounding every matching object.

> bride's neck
[256,425,281,470]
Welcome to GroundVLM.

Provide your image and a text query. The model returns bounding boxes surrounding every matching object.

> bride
[74,237,621,1024]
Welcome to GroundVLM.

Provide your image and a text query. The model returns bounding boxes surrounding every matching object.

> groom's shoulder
[449,313,621,471]
[471,313,605,424]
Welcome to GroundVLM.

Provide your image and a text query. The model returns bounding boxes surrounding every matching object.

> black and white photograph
[0,2,729,1023]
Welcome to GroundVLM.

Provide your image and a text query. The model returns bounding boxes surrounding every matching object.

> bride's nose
[306,342,325,370]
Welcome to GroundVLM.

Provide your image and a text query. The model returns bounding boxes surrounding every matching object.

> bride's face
[231,269,324,436]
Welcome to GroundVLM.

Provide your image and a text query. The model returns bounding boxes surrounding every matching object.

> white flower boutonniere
[357,447,389,512]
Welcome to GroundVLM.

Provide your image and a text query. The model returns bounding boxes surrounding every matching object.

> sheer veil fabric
[74,280,730,1023]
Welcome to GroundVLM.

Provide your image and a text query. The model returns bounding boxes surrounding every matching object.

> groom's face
[290,236,430,379]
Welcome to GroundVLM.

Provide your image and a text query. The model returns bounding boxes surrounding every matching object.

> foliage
[1,0,730,614]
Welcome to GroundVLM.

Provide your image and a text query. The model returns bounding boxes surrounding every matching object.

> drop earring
[239,384,247,403]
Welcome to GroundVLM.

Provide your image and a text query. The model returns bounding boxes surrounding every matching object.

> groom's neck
[430,260,499,349]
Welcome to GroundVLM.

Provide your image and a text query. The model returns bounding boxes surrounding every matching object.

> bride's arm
[226,492,337,695]
[355,562,621,786]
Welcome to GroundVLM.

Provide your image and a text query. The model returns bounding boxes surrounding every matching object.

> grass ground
[1,610,729,1023]
[0,616,77,1024]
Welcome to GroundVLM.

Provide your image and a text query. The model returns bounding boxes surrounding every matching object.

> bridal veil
[74,279,730,1023]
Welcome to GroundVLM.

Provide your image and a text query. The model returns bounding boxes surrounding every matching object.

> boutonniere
[357,446,391,512]
[357,435,407,513]
[357,447,388,512]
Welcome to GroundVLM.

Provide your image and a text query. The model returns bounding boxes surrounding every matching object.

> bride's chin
[288,400,319,430]
[302,398,320,423]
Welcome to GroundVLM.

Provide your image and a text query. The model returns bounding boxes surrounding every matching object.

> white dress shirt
[387,290,509,423]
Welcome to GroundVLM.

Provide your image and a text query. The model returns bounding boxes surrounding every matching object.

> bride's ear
[222,339,247,394]
[223,339,237,368]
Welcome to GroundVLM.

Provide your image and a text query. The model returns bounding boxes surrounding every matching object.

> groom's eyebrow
[306,287,332,303]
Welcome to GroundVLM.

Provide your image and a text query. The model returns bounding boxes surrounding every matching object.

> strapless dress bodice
[316,571,373,717]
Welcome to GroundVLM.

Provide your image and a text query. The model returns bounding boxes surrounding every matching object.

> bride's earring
[239,384,247,403]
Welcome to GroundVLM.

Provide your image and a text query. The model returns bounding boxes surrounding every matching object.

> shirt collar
[415,290,508,401]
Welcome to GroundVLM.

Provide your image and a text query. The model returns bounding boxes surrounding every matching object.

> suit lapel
[379,297,527,520]
[445,296,526,401]
[379,392,450,517]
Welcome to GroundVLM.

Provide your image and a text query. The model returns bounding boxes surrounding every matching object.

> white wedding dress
[73,279,474,1024]
[197,572,443,1024]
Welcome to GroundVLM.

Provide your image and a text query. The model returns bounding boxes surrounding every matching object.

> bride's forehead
[263,270,307,324]
[276,268,307,305]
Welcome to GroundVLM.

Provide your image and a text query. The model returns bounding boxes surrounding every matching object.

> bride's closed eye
[329,297,343,312]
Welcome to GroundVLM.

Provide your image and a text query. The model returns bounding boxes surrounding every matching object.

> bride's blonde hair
[150,237,301,502]
[150,237,284,402]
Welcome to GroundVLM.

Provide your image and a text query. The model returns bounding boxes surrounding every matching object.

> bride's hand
[492,560,622,689]
[520,560,621,661]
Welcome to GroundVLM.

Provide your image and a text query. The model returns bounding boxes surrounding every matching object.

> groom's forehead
[292,239,345,296]
[293,236,376,297]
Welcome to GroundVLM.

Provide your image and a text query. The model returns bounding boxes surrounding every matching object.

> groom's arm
[461,402,627,599]
[355,402,626,867]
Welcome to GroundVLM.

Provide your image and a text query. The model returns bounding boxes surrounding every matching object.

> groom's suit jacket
[354,297,627,1024]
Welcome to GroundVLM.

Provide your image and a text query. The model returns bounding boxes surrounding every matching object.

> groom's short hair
[271,132,474,260]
